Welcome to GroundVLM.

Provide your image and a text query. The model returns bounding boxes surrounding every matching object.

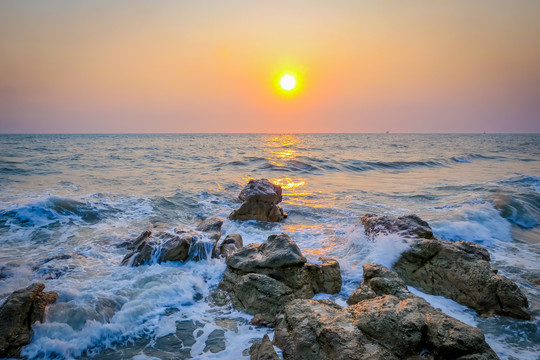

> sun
[279,74,297,91]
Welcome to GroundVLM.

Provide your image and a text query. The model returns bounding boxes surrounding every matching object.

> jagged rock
[360,213,434,239]
[249,334,280,360]
[229,179,287,222]
[218,233,342,324]
[227,233,306,271]
[346,264,499,360]
[394,237,531,319]
[239,179,282,203]
[213,233,243,259]
[360,213,530,320]
[121,224,220,266]
[274,299,397,360]
[196,217,223,241]
[0,283,58,358]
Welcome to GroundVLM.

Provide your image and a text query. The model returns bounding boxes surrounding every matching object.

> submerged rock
[229,179,287,222]
[360,213,434,239]
[394,237,531,319]
[218,233,342,324]
[0,283,58,358]
[121,217,223,266]
[249,334,280,360]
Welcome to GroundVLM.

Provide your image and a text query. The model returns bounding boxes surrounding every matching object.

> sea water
[0,134,539,359]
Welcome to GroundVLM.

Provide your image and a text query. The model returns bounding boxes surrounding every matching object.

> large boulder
[394,237,531,320]
[218,233,342,324]
[229,179,287,222]
[360,213,434,239]
[249,334,280,360]
[0,283,58,358]
[274,299,396,360]
[346,264,499,360]
[121,217,223,266]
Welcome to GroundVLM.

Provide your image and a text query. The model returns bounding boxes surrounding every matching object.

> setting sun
[279,74,297,91]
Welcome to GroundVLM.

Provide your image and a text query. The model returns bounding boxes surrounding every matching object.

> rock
[227,233,306,271]
[394,237,531,319]
[239,179,282,204]
[221,272,296,319]
[218,233,342,324]
[0,283,58,358]
[196,216,223,241]
[214,233,243,259]
[274,299,397,360]
[249,334,280,360]
[229,179,287,222]
[121,228,217,266]
[346,264,499,360]
[360,213,434,239]
[204,329,226,353]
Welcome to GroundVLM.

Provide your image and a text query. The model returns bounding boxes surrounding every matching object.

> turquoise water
[1,134,539,359]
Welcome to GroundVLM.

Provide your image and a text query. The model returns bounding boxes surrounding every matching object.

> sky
[1,1,539,133]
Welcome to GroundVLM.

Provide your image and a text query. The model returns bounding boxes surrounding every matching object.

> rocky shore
[1,179,533,359]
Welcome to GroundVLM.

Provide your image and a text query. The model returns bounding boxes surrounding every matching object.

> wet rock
[347,264,499,360]
[204,329,226,353]
[227,233,306,271]
[274,299,396,360]
[207,289,231,307]
[394,237,531,319]
[249,334,280,360]
[360,213,434,239]
[196,216,223,241]
[214,233,243,259]
[0,283,58,358]
[121,229,216,266]
[219,233,342,324]
[229,179,287,222]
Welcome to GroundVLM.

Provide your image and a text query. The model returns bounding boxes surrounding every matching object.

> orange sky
[1,1,539,133]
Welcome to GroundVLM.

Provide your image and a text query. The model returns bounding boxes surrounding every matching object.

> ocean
[0,133,539,359]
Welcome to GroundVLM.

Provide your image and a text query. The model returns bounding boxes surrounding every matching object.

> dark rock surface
[214,233,243,259]
[218,233,341,324]
[0,283,58,358]
[274,299,396,360]
[249,334,280,360]
[229,179,287,222]
[360,213,434,239]
[121,217,223,266]
[394,237,531,319]
[273,264,499,360]
[360,213,530,320]
[347,264,499,360]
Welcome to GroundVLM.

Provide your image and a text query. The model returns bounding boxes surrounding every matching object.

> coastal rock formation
[273,264,499,360]
[218,233,341,324]
[213,233,244,260]
[249,334,280,360]
[229,179,287,222]
[394,237,531,319]
[347,264,499,360]
[274,299,396,360]
[360,213,530,320]
[121,217,223,266]
[0,283,58,358]
[360,213,434,239]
